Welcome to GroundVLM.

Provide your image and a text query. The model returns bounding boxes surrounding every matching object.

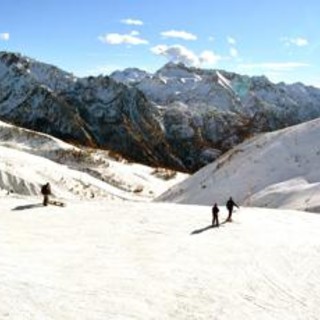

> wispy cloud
[98,31,148,45]
[230,47,238,58]
[238,62,310,72]
[226,36,239,59]
[227,36,236,45]
[151,44,221,67]
[160,30,197,41]
[281,37,309,47]
[236,62,311,84]
[121,18,144,26]
[0,32,10,41]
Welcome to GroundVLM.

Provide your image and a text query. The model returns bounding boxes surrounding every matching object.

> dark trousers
[212,213,219,227]
[43,195,49,206]
[227,208,233,221]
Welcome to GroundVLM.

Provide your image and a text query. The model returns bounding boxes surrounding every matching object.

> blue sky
[0,0,320,86]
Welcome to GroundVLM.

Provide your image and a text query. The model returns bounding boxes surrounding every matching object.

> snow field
[0,197,319,319]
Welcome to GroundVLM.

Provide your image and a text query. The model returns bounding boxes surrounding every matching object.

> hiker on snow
[41,182,51,206]
[226,197,239,222]
[212,203,220,227]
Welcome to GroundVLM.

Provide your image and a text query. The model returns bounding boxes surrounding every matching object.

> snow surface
[0,120,188,200]
[1,113,320,319]
[0,197,320,319]
[158,117,320,213]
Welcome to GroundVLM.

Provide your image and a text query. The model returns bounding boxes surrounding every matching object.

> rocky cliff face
[0,53,93,145]
[1,52,320,173]
[111,63,320,170]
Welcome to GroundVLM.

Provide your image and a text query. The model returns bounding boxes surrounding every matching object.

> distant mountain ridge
[1,51,320,172]
[111,62,320,125]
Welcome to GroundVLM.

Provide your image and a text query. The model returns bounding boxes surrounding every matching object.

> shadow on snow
[12,203,44,211]
[191,225,217,235]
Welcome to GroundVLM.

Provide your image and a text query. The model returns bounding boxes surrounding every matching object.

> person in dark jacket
[41,182,51,206]
[226,197,239,222]
[212,203,220,227]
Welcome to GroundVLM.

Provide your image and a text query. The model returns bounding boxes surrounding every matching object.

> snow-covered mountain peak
[0,51,76,92]
[110,67,151,85]
[155,62,200,79]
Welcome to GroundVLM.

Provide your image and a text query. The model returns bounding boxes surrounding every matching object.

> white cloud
[208,36,215,42]
[230,47,238,58]
[227,37,238,58]
[151,44,198,65]
[238,62,310,72]
[130,30,140,36]
[199,50,221,65]
[227,36,236,45]
[0,32,10,41]
[282,37,309,47]
[121,18,143,26]
[293,38,309,46]
[151,44,221,67]
[160,30,197,41]
[98,31,148,45]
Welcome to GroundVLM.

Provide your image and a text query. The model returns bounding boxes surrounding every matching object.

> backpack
[41,183,51,195]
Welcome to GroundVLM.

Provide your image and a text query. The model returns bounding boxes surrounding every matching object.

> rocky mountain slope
[1,51,320,172]
[112,63,320,168]
[0,119,188,199]
[0,52,183,170]
[157,117,320,213]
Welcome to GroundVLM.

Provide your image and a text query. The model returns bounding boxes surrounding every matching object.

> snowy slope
[0,198,319,319]
[157,117,320,213]
[110,67,151,84]
[0,120,188,200]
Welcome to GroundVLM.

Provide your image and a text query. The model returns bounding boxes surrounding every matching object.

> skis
[48,200,66,207]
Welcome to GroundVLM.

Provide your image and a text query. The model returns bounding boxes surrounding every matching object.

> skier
[41,182,51,206]
[226,197,239,222]
[212,203,220,227]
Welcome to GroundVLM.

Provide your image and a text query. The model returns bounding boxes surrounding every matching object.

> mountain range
[1,51,320,172]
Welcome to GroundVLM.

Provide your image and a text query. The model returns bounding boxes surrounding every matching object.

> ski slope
[0,197,319,319]
[157,117,320,213]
